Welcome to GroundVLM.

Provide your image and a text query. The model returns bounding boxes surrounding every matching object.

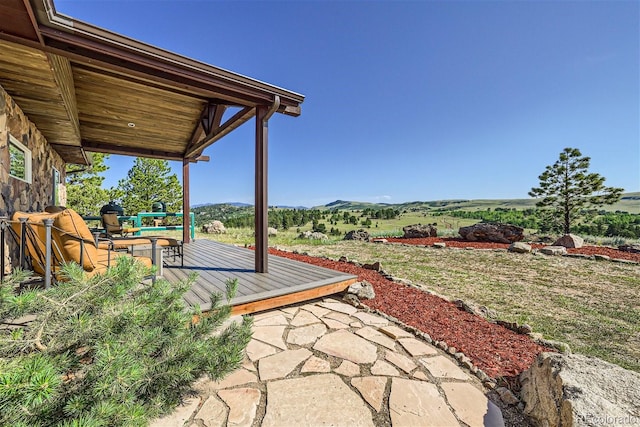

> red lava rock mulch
[269,248,551,379]
[383,237,640,263]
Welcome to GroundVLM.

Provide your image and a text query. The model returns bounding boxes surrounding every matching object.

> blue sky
[57,0,639,207]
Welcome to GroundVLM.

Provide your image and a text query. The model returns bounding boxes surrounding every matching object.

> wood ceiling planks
[0,39,80,154]
[73,66,204,154]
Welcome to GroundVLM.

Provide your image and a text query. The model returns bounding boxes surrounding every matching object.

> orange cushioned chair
[11,208,152,282]
[101,212,141,237]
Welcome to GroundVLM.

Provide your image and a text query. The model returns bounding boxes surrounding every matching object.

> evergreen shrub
[0,258,252,426]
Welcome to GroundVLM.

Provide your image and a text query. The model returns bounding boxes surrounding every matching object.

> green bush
[0,258,252,426]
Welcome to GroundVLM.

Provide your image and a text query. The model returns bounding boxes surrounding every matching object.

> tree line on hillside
[193,205,402,232]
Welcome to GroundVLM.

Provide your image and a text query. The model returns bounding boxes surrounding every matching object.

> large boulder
[344,229,370,241]
[508,242,532,253]
[298,230,328,240]
[540,246,567,256]
[201,220,226,234]
[618,244,640,254]
[402,224,437,238]
[520,352,640,427]
[458,223,524,243]
[553,234,584,249]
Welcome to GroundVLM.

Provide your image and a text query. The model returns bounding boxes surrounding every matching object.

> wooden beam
[200,102,226,135]
[21,0,44,45]
[46,53,81,142]
[82,140,183,160]
[231,278,357,316]
[184,106,255,158]
[182,158,191,244]
[255,105,269,273]
[39,27,286,106]
[188,155,210,163]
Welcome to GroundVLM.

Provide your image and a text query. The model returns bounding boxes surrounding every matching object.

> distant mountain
[272,205,308,210]
[191,202,251,208]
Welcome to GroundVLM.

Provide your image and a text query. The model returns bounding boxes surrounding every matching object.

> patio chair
[10,208,152,285]
[101,212,141,237]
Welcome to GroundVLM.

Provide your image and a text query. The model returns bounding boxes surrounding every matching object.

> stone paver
[313,330,377,364]
[290,309,321,326]
[258,348,312,381]
[194,396,227,427]
[356,326,397,350]
[379,324,414,339]
[211,368,257,390]
[149,397,200,427]
[245,339,278,362]
[442,382,503,427]
[302,304,331,318]
[286,323,327,346]
[385,350,417,374]
[413,371,429,381]
[389,378,459,426]
[352,311,388,326]
[318,300,358,315]
[253,313,289,326]
[371,360,401,376]
[398,337,439,356]
[241,357,256,372]
[251,325,287,350]
[352,376,387,412]
[350,321,363,328]
[279,306,298,316]
[218,388,261,427]
[252,310,284,321]
[301,356,331,373]
[334,360,361,377]
[420,355,470,380]
[262,374,374,427]
[324,311,355,325]
[321,317,350,330]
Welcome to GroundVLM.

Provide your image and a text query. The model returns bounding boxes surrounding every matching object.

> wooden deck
[162,240,357,315]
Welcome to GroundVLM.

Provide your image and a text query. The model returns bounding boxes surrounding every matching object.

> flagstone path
[150,298,506,427]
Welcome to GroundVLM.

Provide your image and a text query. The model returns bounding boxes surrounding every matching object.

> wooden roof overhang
[0,0,304,165]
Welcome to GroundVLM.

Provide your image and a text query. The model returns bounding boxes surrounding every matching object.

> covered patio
[0,0,356,312]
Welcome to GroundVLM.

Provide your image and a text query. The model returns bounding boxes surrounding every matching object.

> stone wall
[0,84,67,273]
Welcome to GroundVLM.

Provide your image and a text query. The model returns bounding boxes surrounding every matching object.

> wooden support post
[182,158,191,244]
[0,217,5,284]
[255,106,269,273]
[44,218,53,289]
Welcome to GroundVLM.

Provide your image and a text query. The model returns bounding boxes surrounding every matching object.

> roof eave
[30,0,304,113]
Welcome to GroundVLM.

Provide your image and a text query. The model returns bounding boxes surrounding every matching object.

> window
[52,167,61,205]
[9,134,32,183]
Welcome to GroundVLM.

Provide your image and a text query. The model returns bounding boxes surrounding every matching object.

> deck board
[162,240,357,313]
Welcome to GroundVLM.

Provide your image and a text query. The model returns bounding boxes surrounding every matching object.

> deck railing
[82,212,196,239]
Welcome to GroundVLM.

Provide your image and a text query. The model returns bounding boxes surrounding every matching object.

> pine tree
[117,158,182,216]
[65,153,111,215]
[529,148,623,234]
[0,261,252,426]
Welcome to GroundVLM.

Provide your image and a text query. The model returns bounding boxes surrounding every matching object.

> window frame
[8,134,32,184]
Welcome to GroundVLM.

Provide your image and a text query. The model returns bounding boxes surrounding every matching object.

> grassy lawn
[194,228,640,373]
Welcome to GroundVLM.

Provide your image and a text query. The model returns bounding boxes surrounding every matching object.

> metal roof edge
[32,0,305,105]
